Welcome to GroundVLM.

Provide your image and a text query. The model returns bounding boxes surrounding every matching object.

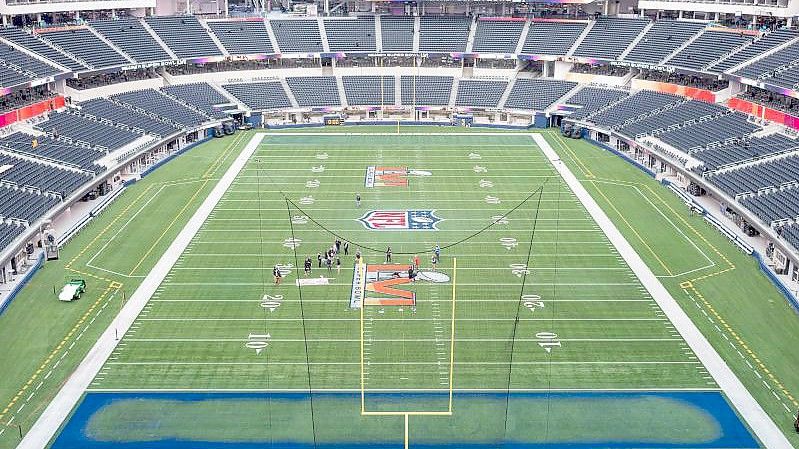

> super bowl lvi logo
[365,166,432,188]
[358,210,442,230]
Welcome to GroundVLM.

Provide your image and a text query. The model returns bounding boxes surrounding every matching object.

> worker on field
[413,254,420,270]
[273,265,282,285]
[386,246,392,263]
[356,193,361,208]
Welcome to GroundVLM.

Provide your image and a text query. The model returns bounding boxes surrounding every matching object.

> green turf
[3,126,799,447]
[545,130,799,446]
[0,132,250,448]
[89,133,707,393]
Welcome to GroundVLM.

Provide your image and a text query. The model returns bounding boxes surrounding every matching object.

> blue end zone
[51,390,760,449]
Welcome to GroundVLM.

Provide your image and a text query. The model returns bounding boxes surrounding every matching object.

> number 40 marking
[536,332,561,353]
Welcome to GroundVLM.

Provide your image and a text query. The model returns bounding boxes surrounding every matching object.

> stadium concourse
[0,9,798,449]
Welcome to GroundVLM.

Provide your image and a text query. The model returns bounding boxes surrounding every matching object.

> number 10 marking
[536,332,561,353]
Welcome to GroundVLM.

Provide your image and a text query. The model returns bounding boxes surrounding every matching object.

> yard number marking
[536,332,561,353]
[485,195,501,205]
[522,294,544,312]
[499,237,518,250]
[474,165,487,173]
[283,238,302,249]
[246,333,271,355]
[306,179,320,188]
[510,263,530,277]
[491,215,509,225]
[260,294,283,312]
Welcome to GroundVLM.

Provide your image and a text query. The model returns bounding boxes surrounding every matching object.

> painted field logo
[350,263,450,308]
[365,166,431,188]
[358,210,442,231]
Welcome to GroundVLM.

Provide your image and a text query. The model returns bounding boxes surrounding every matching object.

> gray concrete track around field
[532,133,790,449]
[15,134,266,449]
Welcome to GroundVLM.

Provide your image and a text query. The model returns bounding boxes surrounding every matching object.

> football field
[48,132,761,448]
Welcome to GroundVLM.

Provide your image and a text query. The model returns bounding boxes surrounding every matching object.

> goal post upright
[359,257,457,418]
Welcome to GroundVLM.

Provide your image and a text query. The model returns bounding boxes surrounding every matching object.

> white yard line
[106,361,699,366]
[84,387,721,392]
[532,133,790,449]
[160,282,641,287]
[150,298,652,303]
[137,317,664,322]
[123,338,681,343]
[16,134,264,449]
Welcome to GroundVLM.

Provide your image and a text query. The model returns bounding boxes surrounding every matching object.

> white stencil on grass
[473,166,487,173]
[536,332,561,353]
[485,196,501,205]
[246,333,271,355]
[275,263,293,276]
[491,215,510,225]
[510,263,530,277]
[522,294,544,313]
[479,179,494,188]
[499,237,518,250]
[468,153,481,160]
[316,153,329,160]
[292,215,309,225]
[299,196,315,205]
[260,294,283,312]
[306,179,320,188]
[311,165,325,173]
[283,238,302,249]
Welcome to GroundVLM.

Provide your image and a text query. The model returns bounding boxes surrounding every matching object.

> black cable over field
[502,183,546,441]
[285,198,319,449]
[542,183,563,444]
[252,157,553,256]
[253,165,275,440]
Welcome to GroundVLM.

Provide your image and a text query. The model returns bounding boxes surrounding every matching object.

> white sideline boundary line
[531,133,790,449]
[16,133,265,449]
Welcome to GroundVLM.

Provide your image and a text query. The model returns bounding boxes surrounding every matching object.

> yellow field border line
[589,180,674,276]
[551,132,594,179]
[0,282,120,424]
[203,132,247,179]
[129,132,247,276]
[126,178,211,276]
[1,132,247,431]
[682,281,798,409]
[566,141,794,412]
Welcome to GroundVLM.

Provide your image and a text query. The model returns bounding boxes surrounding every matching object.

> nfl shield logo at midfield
[358,210,442,230]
